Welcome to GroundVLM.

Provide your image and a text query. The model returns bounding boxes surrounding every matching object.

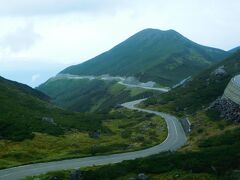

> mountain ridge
[61,28,228,85]
[0,76,106,141]
[143,50,240,115]
[229,46,240,53]
[0,76,50,101]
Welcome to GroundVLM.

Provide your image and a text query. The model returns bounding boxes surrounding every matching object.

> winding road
[0,99,187,180]
[118,82,170,92]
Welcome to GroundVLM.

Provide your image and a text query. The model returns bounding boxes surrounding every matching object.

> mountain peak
[130,28,185,42]
[61,28,227,86]
[137,28,179,35]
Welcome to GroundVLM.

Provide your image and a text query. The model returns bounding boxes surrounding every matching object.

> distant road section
[118,82,170,92]
[0,99,186,180]
[48,74,170,92]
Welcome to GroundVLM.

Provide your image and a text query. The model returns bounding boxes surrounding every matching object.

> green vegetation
[0,108,167,169]
[0,75,168,170]
[28,50,238,180]
[0,76,108,141]
[199,128,240,148]
[24,127,240,180]
[181,110,238,151]
[24,170,71,180]
[2,31,239,180]
[143,51,240,116]
[38,78,156,112]
[140,51,240,153]
[25,170,218,180]
[229,46,240,53]
[61,28,228,86]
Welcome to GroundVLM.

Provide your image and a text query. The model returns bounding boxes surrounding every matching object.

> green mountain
[37,77,155,112]
[229,46,240,53]
[31,52,240,180]
[0,76,107,141]
[61,28,228,86]
[143,51,240,115]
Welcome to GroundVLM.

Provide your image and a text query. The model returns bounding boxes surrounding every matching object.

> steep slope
[38,76,156,112]
[0,76,49,101]
[229,46,240,53]
[27,51,240,180]
[0,76,169,169]
[143,51,240,115]
[61,28,228,86]
[0,76,106,141]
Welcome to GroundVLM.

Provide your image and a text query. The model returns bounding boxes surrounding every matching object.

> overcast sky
[0,0,240,87]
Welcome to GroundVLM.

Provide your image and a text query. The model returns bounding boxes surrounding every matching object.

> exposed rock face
[123,76,156,88]
[123,77,139,85]
[137,173,148,180]
[212,65,226,76]
[42,117,56,125]
[210,98,240,123]
[50,177,58,180]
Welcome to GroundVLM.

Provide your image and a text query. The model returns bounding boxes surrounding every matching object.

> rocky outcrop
[42,117,56,125]
[212,65,226,76]
[137,173,148,180]
[210,98,240,123]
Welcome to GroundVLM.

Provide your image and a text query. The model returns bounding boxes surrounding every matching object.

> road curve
[118,82,170,92]
[0,99,187,180]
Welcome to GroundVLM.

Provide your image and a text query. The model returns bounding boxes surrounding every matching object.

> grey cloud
[0,0,135,16]
[0,23,41,52]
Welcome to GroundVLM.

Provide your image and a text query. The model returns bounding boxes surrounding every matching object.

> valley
[0,105,168,169]
[0,99,186,180]
[41,74,170,92]
[18,50,240,180]
[0,26,239,180]
[37,74,166,113]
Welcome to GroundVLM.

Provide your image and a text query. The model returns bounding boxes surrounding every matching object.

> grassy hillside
[25,126,240,180]
[61,28,228,86]
[0,76,108,141]
[143,51,240,115]
[77,127,240,179]
[0,76,168,168]
[0,108,167,169]
[38,77,156,112]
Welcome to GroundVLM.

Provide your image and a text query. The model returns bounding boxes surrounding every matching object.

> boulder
[137,173,148,180]
[42,117,56,125]
[212,65,226,76]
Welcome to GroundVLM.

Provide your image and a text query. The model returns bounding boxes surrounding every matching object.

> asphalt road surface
[0,99,187,180]
[118,82,170,92]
